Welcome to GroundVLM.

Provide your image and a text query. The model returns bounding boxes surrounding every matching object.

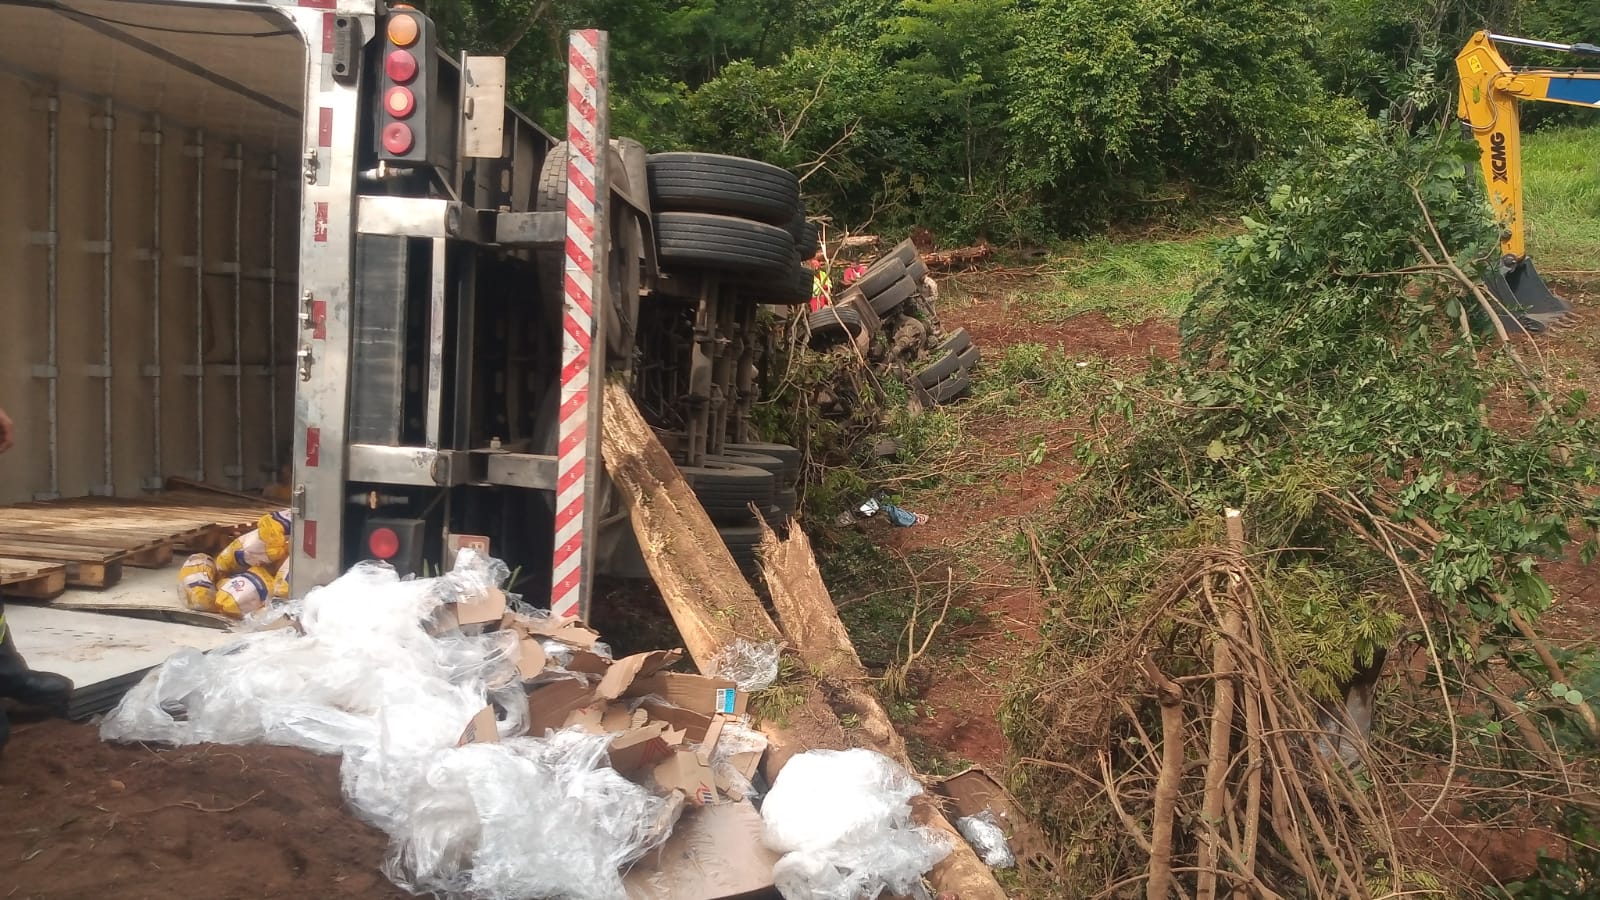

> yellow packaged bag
[214,566,275,618]
[272,555,291,601]
[217,509,293,576]
[178,553,218,613]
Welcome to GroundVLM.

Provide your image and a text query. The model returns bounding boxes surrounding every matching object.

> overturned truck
[0,0,813,616]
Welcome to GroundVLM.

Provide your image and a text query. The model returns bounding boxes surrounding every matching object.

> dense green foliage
[994,124,1600,892]
[421,0,1596,240]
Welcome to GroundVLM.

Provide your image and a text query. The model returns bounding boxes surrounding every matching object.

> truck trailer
[0,0,814,618]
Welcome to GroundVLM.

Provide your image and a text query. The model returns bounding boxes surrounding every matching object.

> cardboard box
[598,649,684,700]
[509,611,603,650]
[457,706,500,746]
[516,637,547,679]
[626,672,746,716]
[654,750,719,807]
[455,586,508,628]
[623,800,781,900]
[526,678,598,735]
[609,722,687,774]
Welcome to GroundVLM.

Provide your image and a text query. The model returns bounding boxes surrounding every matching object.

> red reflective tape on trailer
[321,13,334,53]
[302,520,318,558]
[564,126,596,167]
[568,38,599,86]
[314,202,329,242]
[298,0,335,8]
[305,427,321,467]
[565,85,597,130]
[553,27,605,621]
[311,299,327,340]
[564,160,597,206]
[318,108,333,147]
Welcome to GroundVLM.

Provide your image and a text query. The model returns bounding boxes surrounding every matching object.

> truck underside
[0,0,811,616]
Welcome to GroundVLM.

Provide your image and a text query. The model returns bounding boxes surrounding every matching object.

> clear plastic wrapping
[709,639,782,692]
[708,719,769,801]
[384,731,676,900]
[102,550,668,899]
[955,810,1015,868]
[761,748,952,900]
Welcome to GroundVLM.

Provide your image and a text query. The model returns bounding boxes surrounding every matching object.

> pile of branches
[1005,124,1600,897]
[1064,512,1402,898]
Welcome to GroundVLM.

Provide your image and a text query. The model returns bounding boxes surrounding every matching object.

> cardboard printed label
[457,706,499,746]
[714,688,736,715]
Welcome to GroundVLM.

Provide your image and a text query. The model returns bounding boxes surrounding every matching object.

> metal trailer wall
[0,2,302,505]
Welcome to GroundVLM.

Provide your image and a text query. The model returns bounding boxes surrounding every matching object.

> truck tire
[888,238,918,267]
[718,524,765,570]
[914,327,974,387]
[807,305,864,346]
[929,371,972,403]
[855,258,906,298]
[933,326,971,356]
[795,217,820,259]
[906,258,928,283]
[724,442,802,484]
[708,449,787,481]
[682,460,775,520]
[655,212,795,278]
[915,345,964,388]
[869,276,916,315]
[647,152,800,226]
[956,343,981,374]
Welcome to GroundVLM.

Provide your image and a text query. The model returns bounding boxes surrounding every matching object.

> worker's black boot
[0,607,73,716]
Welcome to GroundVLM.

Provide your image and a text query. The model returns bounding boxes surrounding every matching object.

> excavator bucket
[1482,256,1574,333]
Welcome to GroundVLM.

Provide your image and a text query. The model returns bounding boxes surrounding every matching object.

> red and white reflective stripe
[551,29,603,620]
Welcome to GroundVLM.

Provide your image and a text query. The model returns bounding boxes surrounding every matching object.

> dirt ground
[0,717,403,899]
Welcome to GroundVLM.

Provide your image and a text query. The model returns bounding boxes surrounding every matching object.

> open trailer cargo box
[0,0,302,507]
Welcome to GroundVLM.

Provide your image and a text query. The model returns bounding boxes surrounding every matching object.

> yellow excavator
[1455,30,1600,332]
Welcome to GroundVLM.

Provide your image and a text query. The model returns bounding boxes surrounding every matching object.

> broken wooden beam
[600,382,1008,899]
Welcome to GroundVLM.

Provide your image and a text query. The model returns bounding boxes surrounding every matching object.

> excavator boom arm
[1456,30,1600,260]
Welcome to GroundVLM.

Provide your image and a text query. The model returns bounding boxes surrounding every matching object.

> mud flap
[1483,256,1574,334]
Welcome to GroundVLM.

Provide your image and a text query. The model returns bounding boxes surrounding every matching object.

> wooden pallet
[0,557,69,600]
[0,493,281,581]
[0,540,122,588]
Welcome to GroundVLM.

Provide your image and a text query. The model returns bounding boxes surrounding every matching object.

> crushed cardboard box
[624,800,782,900]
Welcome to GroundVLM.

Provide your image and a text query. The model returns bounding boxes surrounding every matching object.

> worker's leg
[0,604,73,721]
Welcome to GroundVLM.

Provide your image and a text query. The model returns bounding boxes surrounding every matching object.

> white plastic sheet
[761,748,951,900]
[102,552,672,900]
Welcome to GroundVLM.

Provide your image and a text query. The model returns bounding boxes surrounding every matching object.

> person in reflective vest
[808,250,831,312]
[0,407,74,751]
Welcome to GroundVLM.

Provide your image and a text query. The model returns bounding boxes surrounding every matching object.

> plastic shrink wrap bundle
[760,748,951,900]
[104,551,671,900]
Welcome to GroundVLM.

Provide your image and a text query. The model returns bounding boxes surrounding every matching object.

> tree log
[600,381,784,667]
[601,383,1007,898]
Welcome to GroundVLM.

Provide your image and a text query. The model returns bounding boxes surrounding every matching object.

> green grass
[1028,234,1224,323]
[1522,125,1600,274]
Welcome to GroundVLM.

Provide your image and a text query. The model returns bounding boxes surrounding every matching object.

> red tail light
[385,49,417,83]
[381,122,414,155]
[368,527,400,560]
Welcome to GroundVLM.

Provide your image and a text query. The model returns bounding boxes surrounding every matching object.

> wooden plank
[0,558,69,600]
[0,557,63,582]
[0,529,165,556]
[122,543,177,568]
[0,544,122,589]
[0,541,123,564]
